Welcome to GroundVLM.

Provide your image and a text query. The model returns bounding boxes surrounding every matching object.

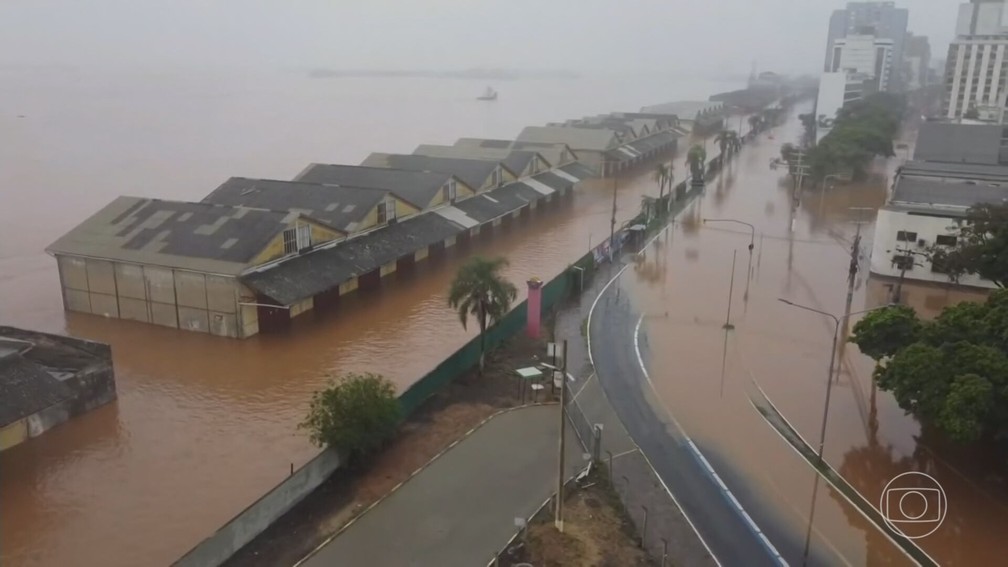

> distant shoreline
[307,68,580,80]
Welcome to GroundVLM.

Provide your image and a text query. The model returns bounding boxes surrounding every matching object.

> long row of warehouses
[46,101,723,338]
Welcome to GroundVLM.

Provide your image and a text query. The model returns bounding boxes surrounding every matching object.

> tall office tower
[945,0,1008,121]
[823,2,910,91]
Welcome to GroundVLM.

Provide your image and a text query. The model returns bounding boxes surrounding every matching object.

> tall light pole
[609,158,618,262]
[776,299,895,462]
[703,218,756,299]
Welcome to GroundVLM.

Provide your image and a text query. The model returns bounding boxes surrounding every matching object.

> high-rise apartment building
[904,34,931,90]
[827,35,895,91]
[944,0,1008,121]
[823,2,909,90]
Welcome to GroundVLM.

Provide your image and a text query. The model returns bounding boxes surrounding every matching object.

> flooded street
[621,105,1006,564]
[0,67,734,566]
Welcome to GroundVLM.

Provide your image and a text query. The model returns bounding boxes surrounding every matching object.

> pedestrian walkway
[296,405,585,567]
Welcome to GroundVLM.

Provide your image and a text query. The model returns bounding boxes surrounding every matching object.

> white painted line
[735,341,936,567]
[586,262,721,566]
[572,372,596,401]
[610,448,639,460]
[761,472,855,567]
[635,315,787,566]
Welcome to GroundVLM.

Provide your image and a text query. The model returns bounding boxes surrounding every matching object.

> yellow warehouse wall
[0,419,28,451]
[252,219,345,265]
[357,196,420,230]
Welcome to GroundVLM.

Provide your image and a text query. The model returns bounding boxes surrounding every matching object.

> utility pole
[789,149,809,233]
[609,161,618,262]
[555,339,568,531]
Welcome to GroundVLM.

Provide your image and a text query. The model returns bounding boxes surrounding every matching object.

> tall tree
[653,162,672,207]
[686,144,707,184]
[448,256,518,374]
[850,291,1008,443]
[930,203,1008,288]
[747,115,762,134]
[714,129,735,160]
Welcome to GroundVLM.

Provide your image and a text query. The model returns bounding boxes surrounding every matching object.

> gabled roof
[899,160,1008,183]
[360,153,516,190]
[516,126,619,151]
[412,145,550,174]
[913,123,1004,165]
[640,101,723,119]
[453,138,579,165]
[294,164,454,209]
[242,213,466,305]
[202,177,385,233]
[46,197,307,274]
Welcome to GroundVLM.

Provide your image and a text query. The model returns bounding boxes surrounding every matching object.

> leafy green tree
[747,114,762,134]
[714,130,738,160]
[448,256,518,373]
[299,372,402,462]
[804,93,905,180]
[686,144,707,184]
[850,289,1008,443]
[930,203,1008,287]
[849,305,922,360]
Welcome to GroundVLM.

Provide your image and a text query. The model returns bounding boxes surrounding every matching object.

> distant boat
[477,86,498,101]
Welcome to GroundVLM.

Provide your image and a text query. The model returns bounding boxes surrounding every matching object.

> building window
[443,180,457,203]
[935,234,957,247]
[283,227,298,255]
[892,254,914,271]
[896,230,918,242]
[296,224,312,250]
[377,199,397,224]
[284,224,312,255]
[931,257,949,274]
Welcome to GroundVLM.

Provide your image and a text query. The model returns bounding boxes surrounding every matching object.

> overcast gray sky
[0,0,956,75]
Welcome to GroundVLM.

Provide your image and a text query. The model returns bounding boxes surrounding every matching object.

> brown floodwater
[0,67,737,566]
[621,108,1006,565]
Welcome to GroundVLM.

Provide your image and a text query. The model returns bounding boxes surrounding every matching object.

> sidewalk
[556,259,720,567]
[296,405,585,567]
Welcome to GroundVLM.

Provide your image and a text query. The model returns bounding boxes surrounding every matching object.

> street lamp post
[776,299,895,462]
[703,218,756,299]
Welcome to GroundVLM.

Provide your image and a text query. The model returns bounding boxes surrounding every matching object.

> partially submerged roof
[412,144,547,174]
[0,355,74,427]
[242,213,465,305]
[516,125,619,151]
[360,153,514,191]
[640,100,723,119]
[46,197,304,274]
[293,164,453,209]
[913,123,1004,165]
[202,177,383,233]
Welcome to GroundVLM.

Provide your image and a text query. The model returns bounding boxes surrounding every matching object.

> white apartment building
[824,2,909,90]
[814,71,874,143]
[827,35,895,91]
[944,1,1008,120]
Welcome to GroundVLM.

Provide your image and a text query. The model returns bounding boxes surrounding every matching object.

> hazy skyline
[0,0,958,76]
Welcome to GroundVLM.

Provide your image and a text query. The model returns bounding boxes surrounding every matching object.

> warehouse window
[283,228,297,254]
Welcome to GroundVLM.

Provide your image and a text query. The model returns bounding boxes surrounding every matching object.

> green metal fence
[397,267,576,416]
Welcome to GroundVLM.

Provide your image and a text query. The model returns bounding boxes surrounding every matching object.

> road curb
[291,402,556,567]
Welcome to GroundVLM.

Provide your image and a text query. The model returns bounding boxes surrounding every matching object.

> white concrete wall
[816,72,848,144]
[869,208,997,289]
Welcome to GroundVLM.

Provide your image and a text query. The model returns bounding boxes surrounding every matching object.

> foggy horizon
[1,0,956,77]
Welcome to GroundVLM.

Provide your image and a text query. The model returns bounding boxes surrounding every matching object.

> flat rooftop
[0,327,113,427]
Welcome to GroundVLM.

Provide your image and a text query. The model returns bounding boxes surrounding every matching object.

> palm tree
[653,162,673,208]
[448,256,518,374]
[686,144,707,185]
[714,129,734,160]
[748,115,762,135]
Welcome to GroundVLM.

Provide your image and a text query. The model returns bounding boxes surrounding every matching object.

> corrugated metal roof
[362,154,512,193]
[913,123,1003,165]
[46,196,297,274]
[293,164,453,209]
[900,160,1008,182]
[892,177,1008,208]
[640,100,723,118]
[516,126,619,151]
[242,213,465,305]
[411,145,543,174]
[202,177,383,232]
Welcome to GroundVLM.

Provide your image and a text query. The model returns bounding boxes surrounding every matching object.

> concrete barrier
[173,449,342,567]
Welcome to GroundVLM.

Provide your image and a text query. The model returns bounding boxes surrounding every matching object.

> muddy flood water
[622,108,1007,565]
[0,67,735,566]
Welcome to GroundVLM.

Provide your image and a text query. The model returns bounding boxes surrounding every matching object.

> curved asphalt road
[590,282,783,567]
